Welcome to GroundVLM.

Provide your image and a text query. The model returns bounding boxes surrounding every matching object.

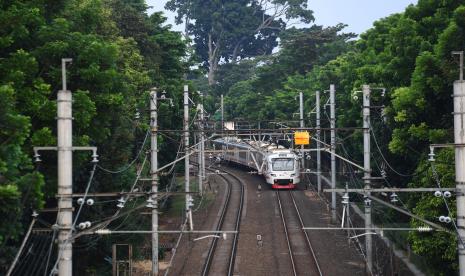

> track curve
[201,168,244,276]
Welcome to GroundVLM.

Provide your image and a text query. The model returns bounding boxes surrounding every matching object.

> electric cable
[369,122,416,177]
[48,163,97,275]
[97,129,150,174]
[430,162,465,247]
[43,195,64,276]
[43,229,57,276]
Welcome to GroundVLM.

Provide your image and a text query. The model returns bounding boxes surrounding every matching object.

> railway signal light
[294,131,310,145]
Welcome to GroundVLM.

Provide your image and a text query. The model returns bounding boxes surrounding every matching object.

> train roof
[213,138,294,154]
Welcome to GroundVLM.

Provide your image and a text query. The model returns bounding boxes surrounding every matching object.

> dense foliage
[2,0,465,274]
[200,0,465,274]
[0,0,187,273]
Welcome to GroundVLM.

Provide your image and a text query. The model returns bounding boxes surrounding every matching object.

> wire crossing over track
[201,168,245,276]
[276,190,323,276]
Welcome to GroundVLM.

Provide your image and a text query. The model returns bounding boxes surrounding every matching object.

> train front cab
[267,153,299,189]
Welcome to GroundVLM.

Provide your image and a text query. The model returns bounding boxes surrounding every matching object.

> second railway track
[201,167,245,276]
[276,190,323,276]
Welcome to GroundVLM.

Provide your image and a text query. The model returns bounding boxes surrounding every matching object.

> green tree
[166,0,313,85]
[0,0,188,273]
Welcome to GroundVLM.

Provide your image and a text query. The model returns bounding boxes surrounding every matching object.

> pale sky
[147,0,417,35]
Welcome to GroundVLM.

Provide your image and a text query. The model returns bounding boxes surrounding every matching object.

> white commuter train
[213,138,300,189]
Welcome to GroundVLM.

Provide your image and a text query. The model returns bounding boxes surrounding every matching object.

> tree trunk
[232,36,247,63]
[208,32,220,86]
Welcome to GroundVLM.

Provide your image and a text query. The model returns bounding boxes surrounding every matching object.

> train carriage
[213,138,300,189]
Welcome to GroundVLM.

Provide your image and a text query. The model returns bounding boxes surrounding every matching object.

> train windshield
[272,158,294,171]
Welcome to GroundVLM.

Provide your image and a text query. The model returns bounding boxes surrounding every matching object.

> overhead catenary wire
[6,214,38,276]
[97,129,150,174]
[369,122,416,177]
[68,105,200,247]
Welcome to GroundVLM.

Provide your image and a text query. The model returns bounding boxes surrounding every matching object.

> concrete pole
[184,85,193,230]
[221,94,224,131]
[363,84,373,274]
[316,91,322,193]
[198,91,205,194]
[57,58,73,276]
[330,84,337,221]
[344,183,351,240]
[150,88,159,276]
[454,76,465,276]
[453,51,464,81]
[299,92,305,173]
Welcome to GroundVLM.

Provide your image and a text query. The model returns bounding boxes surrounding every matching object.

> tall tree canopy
[166,0,314,84]
[0,0,188,273]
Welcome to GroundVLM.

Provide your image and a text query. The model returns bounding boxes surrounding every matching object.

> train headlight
[271,174,277,177]
[290,173,296,177]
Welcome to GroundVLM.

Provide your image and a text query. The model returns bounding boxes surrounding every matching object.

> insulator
[34,153,42,162]
[439,216,446,222]
[444,191,452,198]
[381,169,387,178]
[434,191,442,198]
[390,192,398,203]
[444,217,452,223]
[117,202,125,208]
[86,198,94,206]
[364,197,371,206]
[78,223,86,230]
[417,226,432,232]
[77,198,85,205]
[188,196,194,208]
[428,148,436,162]
[85,221,91,228]
[91,153,99,163]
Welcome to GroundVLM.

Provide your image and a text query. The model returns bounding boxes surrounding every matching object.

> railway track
[201,168,244,276]
[276,190,323,276]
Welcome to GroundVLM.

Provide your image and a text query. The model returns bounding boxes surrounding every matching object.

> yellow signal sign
[294,131,310,145]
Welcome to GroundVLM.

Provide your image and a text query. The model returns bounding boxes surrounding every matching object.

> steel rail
[276,191,298,276]
[201,171,232,276]
[289,191,323,276]
[200,167,244,276]
[224,171,245,276]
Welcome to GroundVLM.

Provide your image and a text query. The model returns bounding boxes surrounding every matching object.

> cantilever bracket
[33,146,98,163]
